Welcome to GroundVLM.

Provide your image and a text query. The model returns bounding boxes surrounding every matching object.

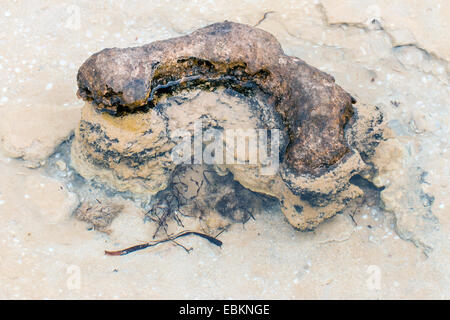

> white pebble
[56,160,67,171]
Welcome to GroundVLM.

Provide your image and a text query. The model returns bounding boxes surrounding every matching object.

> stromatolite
[71,21,384,230]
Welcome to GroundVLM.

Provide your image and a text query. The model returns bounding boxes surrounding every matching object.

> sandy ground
[0,0,448,299]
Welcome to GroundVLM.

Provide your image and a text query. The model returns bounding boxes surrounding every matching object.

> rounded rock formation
[71,21,384,230]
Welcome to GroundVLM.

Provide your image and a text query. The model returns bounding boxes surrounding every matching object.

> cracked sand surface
[0,0,448,299]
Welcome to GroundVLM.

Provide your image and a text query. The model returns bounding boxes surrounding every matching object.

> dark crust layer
[76,21,355,175]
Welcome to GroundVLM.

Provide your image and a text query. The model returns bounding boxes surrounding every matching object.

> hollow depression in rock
[71,21,384,231]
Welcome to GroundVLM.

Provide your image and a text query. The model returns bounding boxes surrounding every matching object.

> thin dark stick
[247,209,256,221]
[105,231,223,256]
[349,208,358,226]
[214,228,225,238]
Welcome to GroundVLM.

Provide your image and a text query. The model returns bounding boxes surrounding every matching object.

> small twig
[172,210,185,228]
[247,209,256,221]
[105,231,223,256]
[254,11,275,27]
[214,228,227,239]
[171,240,193,253]
[349,208,358,226]
[202,170,212,184]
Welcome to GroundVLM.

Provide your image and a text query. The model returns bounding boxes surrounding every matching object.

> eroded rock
[76,21,355,176]
[74,200,124,233]
[370,135,440,255]
[0,104,81,167]
[71,22,383,230]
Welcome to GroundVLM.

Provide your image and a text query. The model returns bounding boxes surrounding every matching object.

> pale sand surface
[0,0,448,299]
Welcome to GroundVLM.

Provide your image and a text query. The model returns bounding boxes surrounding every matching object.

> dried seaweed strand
[104,231,223,256]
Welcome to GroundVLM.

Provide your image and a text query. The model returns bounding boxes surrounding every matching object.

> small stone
[55,160,67,171]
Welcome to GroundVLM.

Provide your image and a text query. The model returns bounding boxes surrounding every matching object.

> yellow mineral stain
[100,112,148,133]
